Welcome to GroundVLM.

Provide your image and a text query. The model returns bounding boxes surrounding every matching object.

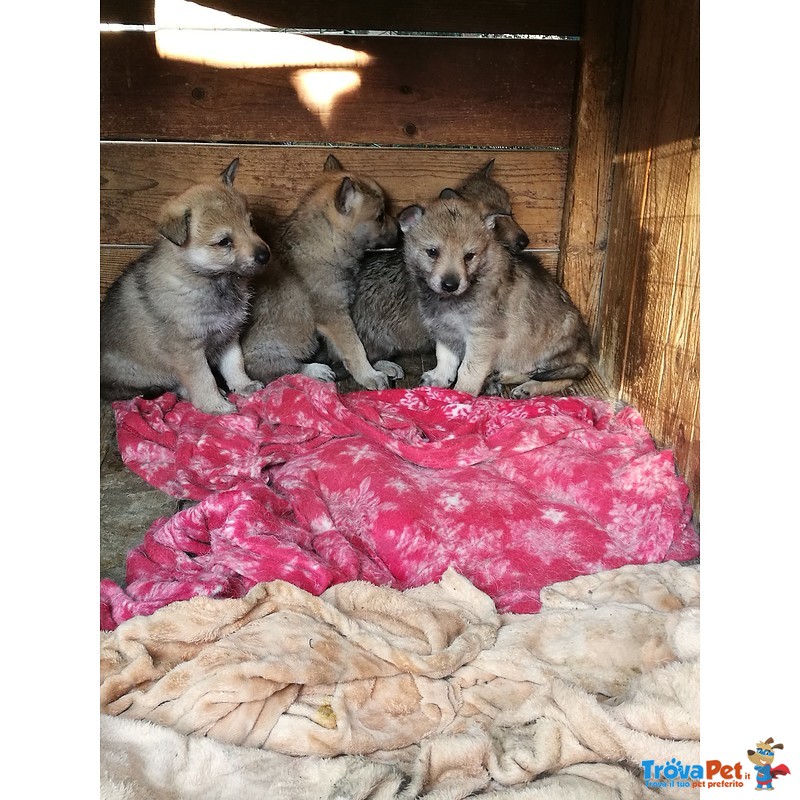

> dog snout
[254,243,271,266]
[495,216,529,253]
[440,274,461,294]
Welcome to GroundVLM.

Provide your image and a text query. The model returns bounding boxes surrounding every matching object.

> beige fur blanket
[100,562,700,799]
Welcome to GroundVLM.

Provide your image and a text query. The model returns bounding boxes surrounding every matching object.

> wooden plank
[622,142,700,509]
[101,245,560,301]
[595,0,700,513]
[558,0,631,340]
[100,0,583,37]
[100,142,569,248]
[100,32,577,148]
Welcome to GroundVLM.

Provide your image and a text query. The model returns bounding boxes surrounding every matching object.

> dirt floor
[100,354,616,588]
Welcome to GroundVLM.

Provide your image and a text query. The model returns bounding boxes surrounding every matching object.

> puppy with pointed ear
[101,158,271,414]
[443,160,530,253]
[242,153,405,390]
[158,159,239,246]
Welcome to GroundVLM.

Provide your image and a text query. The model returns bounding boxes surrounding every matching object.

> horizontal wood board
[100,143,568,245]
[101,32,577,148]
[100,0,582,37]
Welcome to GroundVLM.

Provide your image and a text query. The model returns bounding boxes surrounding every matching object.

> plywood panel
[596,0,700,514]
[100,142,569,249]
[100,0,583,37]
[100,32,577,148]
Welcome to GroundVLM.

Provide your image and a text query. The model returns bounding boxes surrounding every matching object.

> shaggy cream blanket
[100,562,700,799]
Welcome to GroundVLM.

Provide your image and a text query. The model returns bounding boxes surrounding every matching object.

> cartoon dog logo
[747,738,791,790]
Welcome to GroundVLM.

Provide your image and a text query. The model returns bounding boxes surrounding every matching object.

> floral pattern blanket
[100,375,698,630]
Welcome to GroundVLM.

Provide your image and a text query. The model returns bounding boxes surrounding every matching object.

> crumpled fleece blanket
[100,375,698,630]
[101,562,700,800]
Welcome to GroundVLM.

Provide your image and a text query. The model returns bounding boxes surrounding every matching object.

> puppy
[100,159,271,414]
[348,160,529,363]
[399,194,592,397]
[242,155,403,390]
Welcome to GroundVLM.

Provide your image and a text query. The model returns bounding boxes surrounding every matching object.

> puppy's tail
[528,363,590,383]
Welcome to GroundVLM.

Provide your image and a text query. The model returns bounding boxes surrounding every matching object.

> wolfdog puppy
[399,194,592,397]
[348,160,529,363]
[242,155,403,389]
[100,159,271,414]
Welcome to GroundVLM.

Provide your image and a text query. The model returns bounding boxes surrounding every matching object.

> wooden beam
[558,0,631,344]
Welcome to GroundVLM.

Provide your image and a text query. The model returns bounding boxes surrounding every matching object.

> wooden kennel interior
[100,0,700,518]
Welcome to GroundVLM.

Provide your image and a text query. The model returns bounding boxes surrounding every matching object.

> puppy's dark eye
[464,252,475,263]
[425,247,439,259]
[216,236,233,247]
[376,212,385,225]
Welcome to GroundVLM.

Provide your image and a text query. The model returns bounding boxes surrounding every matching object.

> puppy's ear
[482,212,502,233]
[398,204,424,233]
[324,154,343,172]
[158,202,191,246]
[438,188,462,200]
[334,177,357,214]
[221,158,240,186]
[480,159,496,178]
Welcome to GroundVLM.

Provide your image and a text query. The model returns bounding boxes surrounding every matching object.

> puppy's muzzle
[239,242,271,276]
[254,243,271,266]
[434,272,467,297]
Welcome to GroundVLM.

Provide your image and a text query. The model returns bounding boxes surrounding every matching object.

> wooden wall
[595,0,700,514]
[100,0,583,295]
[100,0,701,515]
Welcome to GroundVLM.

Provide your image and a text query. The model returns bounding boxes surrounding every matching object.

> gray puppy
[399,194,592,398]
[242,155,403,390]
[346,160,529,363]
[100,159,270,414]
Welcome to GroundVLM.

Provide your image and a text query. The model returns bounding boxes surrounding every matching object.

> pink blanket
[100,375,698,630]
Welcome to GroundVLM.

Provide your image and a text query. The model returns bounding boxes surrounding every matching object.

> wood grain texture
[596,0,700,515]
[100,0,583,37]
[558,0,631,340]
[100,32,577,148]
[100,142,569,248]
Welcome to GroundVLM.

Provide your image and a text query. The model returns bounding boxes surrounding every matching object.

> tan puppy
[400,194,592,397]
[101,159,271,414]
[242,155,403,389]
[347,160,530,363]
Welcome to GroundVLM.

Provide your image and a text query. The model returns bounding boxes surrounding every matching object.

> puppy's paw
[511,381,540,400]
[234,380,264,397]
[420,369,454,388]
[301,362,337,382]
[359,370,390,391]
[374,360,404,380]
[199,396,238,415]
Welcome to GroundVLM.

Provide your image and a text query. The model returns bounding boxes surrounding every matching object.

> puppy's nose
[440,275,460,293]
[254,244,270,265]
[516,232,529,251]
